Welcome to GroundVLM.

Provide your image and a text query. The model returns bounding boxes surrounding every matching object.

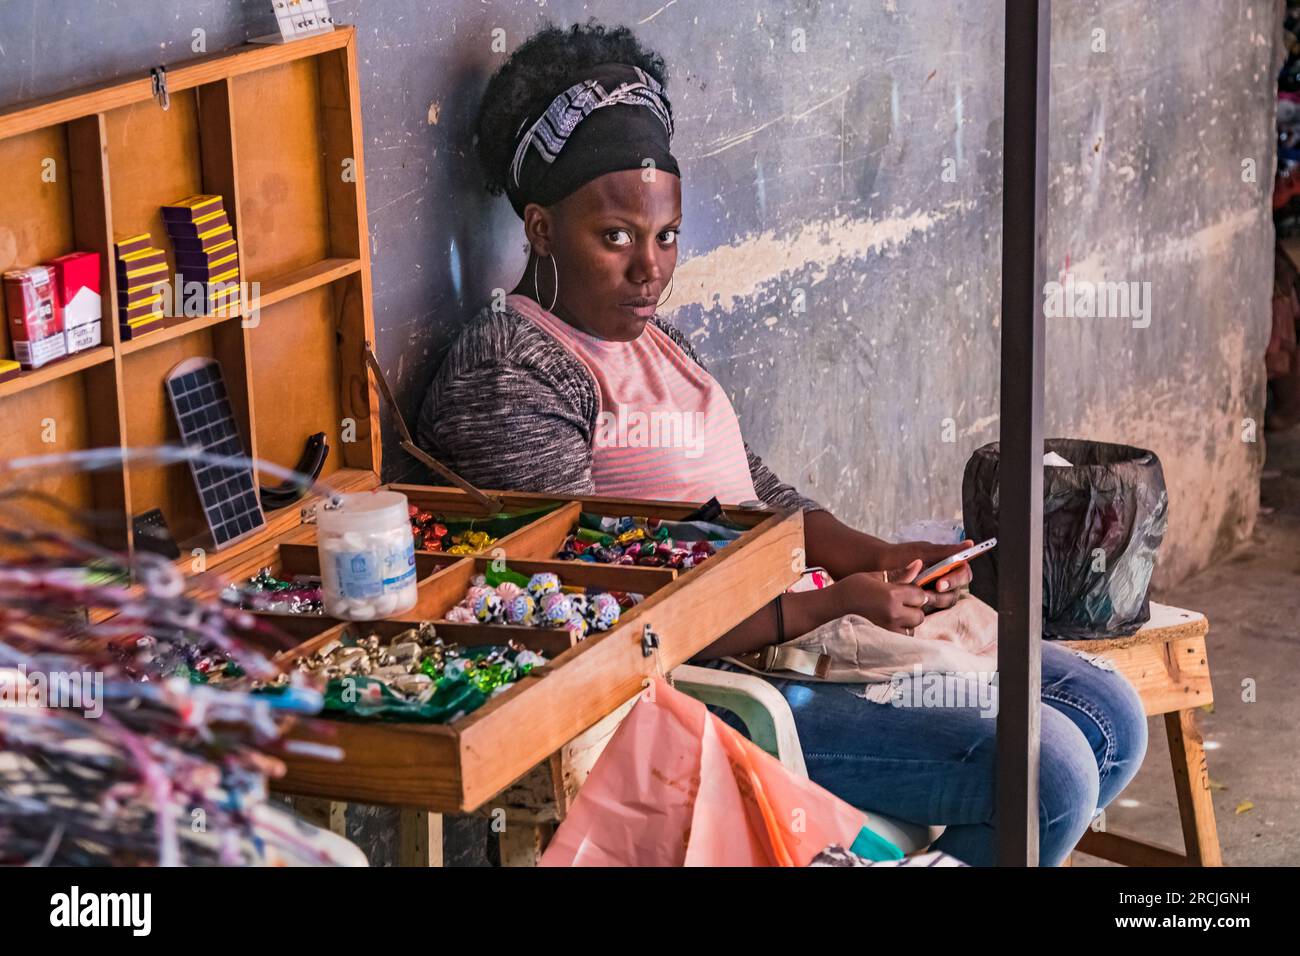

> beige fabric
[725,594,999,691]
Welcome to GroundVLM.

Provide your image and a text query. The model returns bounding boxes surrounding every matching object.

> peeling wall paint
[0,0,1276,586]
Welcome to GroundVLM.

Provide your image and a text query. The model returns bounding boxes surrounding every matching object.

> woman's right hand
[830,561,929,634]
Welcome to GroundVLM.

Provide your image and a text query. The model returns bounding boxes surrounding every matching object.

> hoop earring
[534,253,559,313]
[656,275,675,309]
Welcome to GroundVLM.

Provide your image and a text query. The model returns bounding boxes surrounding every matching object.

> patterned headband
[508,65,675,191]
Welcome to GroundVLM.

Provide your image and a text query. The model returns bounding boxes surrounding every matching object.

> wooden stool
[1061,602,1222,866]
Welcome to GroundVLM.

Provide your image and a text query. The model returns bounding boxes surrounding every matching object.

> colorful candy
[554,518,724,571]
[505,593,538,626]
[282,622,544,723]
[472,591,504,624]
[444,573,630,641]
[541,592,574,626]
[526,572,561,601]
[586,591,622,630]
[408,505,497,553]
[221,567,324,615]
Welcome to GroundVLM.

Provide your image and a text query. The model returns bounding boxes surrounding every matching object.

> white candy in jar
[317,490,418,621]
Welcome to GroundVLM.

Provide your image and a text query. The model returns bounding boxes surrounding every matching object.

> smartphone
[914,538,997,588]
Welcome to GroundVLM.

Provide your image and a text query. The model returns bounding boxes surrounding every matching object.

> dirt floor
[1075,426,1300,867]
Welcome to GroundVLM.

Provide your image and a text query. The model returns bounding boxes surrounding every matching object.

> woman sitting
[418,21,1147,866]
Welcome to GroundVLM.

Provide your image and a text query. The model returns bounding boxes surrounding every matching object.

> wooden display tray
[203,487,803,812]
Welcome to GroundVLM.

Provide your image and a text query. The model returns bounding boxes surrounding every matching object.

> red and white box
[49,251,103,354]
[3,265,67,370]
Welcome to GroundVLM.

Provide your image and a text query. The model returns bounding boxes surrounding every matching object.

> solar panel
[164,356,265,549]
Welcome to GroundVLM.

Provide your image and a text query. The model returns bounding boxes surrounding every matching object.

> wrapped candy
[527,572,561,601]
[505,593,537,626]
[495,581,523,603]
[563,614,589,641]
[447,530,495,555]
[473,591,504,624]
[223,567,324,615]
[586,591,622,631]
[445,605,476,623]
[541,592,574,626]
[567,593,590,619]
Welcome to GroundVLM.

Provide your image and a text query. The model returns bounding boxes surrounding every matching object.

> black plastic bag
[962,439,1169,639]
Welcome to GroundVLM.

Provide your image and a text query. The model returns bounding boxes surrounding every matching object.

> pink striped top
[508,294,759,504]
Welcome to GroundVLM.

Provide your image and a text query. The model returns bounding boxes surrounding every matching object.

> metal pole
[997,0,1050,866]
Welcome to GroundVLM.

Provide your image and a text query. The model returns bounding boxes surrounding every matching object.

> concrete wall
[0,0,1276,583]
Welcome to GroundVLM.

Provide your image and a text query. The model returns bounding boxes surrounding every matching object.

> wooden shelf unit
[0,27,377,555]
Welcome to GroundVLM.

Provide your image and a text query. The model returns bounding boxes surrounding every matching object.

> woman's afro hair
[474,20,669,197]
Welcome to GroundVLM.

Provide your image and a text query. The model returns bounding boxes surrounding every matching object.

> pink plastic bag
[540,677,890,867]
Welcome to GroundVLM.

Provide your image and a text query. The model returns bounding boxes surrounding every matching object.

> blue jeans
[703,640,1148,866]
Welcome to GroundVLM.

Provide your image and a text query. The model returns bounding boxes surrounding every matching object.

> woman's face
[525,169,682,341]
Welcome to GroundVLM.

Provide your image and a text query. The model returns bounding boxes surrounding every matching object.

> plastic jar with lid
[316,491,418,620]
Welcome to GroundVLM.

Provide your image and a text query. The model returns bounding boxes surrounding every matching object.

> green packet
[322,675,486,724]
[436,503,563,539]
[576,511,746,543]
[295,644,542,724]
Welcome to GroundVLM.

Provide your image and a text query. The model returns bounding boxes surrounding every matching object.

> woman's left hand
[875,539,974,610]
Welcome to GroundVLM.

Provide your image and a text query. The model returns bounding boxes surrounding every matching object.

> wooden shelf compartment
[0,112,117,352]
[230,48,362,279]
[245,282,372,488]
[102,81,240,295]
[0,345,113,400]
[116,256,363,357]
[0,358,130,551]
[397,484,776,571]
[118,320,255,552]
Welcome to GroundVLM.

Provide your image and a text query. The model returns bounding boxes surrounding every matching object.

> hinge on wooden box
[362,342,504,514]
[150,66,170,111]
[641,624,672,684]
[640,623,660,657]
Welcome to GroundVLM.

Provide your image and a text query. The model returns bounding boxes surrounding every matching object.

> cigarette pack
[49,251,103,355]
[3,265,67,369]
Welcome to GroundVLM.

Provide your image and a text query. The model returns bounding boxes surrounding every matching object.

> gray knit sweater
[417,302,824,514]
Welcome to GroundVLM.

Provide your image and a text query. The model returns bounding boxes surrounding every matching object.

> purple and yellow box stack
[113,233,167,341]
[161,195,241,316]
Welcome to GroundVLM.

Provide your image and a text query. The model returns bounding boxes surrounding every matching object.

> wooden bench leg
[499,821,553,867]
[398,809,444,867]
[291,796,347,838]
[1166,708,1223,867]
